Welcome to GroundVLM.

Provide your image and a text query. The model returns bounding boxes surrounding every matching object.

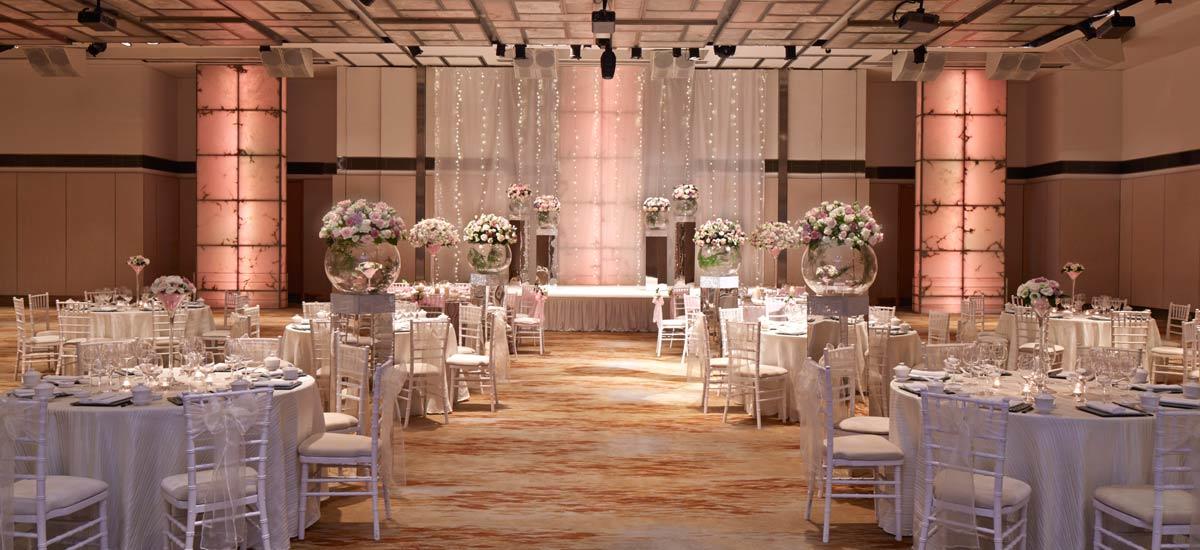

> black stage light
[913,44,927,64]
[571,44,582,59]
[515,44,526,59]
[687,47,700,60]
[1097,13,1135,38]
[631,46,642,59]
[407,45,422,57]
[1078,20,1098,39]
[77,1,117,32]
[784,45,797,59]
[600,45,616,79]
[672,47,681,58]
[713,44,736,58]
[495,42,506,57]
[86,42,107,57]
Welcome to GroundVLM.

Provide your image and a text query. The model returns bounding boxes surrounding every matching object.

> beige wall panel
[787,71,822,161]
[1162,170,1200,307]
[141,68,179,160]
[1058,179,1121,297]
[1006,82,1027,168]
[288,78,338,163]
[865,79,915,167]
[763,71,780,160]
[332,175,347,201]
[176,76,197,161]
[1127,175,1166,308]
[178,177,197,279]
[820,71,861,160]
[149,174,181,278]
[1119,179,1133,299]
[785,176,821,285]
[380,69,418,159]
[381,175,417,281]
[303,179,333,296]
[868,182,899,302]
[141,175,160,282]
[1123,46,1200,160]
[65,173,117,292]
[762,175,778,285]
[344,175,382,201]
[0,174,18,294]
[343,68,382,158]
[17,173,67,294]
[820,177,858,203]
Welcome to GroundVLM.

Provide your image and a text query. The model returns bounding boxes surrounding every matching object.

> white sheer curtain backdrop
[555,66,647,285]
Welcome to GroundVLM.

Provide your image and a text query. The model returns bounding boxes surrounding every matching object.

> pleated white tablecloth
[44,376,324,549]
[995,312,1163,371]
[90,305,216,339]
[880,379,1154,549]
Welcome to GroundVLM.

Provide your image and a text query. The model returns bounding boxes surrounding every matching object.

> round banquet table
[995,311,1162,371]
[880,378,1154,549]
[753,320,852,421]
[90,305,216,339]
[43,374,324,549]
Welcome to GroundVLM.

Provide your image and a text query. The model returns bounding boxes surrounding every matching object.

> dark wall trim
[288,162,338,175]
[0,154,196,174]
[866,166,916,180]
[337,157,420,172]
[1009,148,1200,179]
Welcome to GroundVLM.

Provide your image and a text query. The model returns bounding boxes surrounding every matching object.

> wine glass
[1015,353,1038,400]
[1074,349,1098,400]
[139,355,163,387]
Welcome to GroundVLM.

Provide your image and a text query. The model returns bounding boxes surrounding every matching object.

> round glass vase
[466,243,512,274]
[536,210,559,230]
[800,242,878,296]
[672,198,697,221]
[508,197,529,220]
[323,240,401,294]
[645,211,668,230]
[696,244,741,277]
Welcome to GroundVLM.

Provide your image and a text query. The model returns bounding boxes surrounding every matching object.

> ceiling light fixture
[120,41,131,47]
[672,47,682,58]
[713,44,736,59]
[687,47,700,60]
[893,0,940,33]
[495,42,506,57]
[913,44,927,64]
[77,0,117,32]
[515,44,526,59]
[631,46,642,59]
[1096,12,1135,38]
[600,44,616,79]
[784,45,797,59]
[571,44,582,59]
[407,45,422,57]
[86,42,107,57]
[591,0,616,39]
[1077,20,1098,39]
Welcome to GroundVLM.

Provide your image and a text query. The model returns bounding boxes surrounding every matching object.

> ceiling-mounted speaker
[25,47,79,77]
[260,47,314,78]
[985,52,1042,80]
[1058,38,1124,69]
[649,50,693,80]
[513,48,556,80]
[890,50,944,82]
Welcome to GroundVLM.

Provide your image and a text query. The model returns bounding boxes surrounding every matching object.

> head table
[39,372,324,549]
[881,377,1154,549]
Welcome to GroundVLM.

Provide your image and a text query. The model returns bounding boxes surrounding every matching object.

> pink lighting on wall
[914,69,1005,312]
[196,65,287,307]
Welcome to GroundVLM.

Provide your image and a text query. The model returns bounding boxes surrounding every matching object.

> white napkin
[291,314,305,324]
[1084,402,1130,415]
[1160,396,1200,409]
[253,379,301,389]
[42,375,79,386]
[10,388,35,398]
[78,391,131,405]
[908,369,947,381]
[1133,383,1182,393]
[900,382,928,393]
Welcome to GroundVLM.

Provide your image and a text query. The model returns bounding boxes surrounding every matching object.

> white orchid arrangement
[1061,262,1085,274]
[695,218,745,248]
[126,255,150,268]
[532,195,561,213]
[798,200,883,250]
[506,183,532,200]
[319,199,406,246]
[642,197,670,212]
[1016,277,1064,306]
[464,213,518,245]
[747,222,800,252]
[407,218,460,249]
[149,275,196,295]
[672,184,698,201]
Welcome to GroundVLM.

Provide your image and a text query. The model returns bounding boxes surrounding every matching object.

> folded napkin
[1132,383,1183,393]
[1160,396,1200,409]
[42,375,79,386]
[291,314,305,324]
[1084,402,1128,415]
[252,379,302,390]
[211,362,230,372]
[899,382,928,393]
[77,391,132,405]
[908,369,948,381]
[10,388,35,398]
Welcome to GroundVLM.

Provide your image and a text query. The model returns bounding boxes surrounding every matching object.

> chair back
[682,294,702,316]
[742,305,765,322]
[458,304,484,353]
[927,311,950,344]
[222,291,249,328]
[1148,409,1200,522]
[1014,306,1040,346]
[12,297,30,344]
[153,309,187,341]
[1,396,49,513]
[869,306,895,326]
[310,319,332,376]
[27,292,51,333]
[923,343,975,371]
[1167,303,1192,339]
[802,347,858,471]
[821,344,859,422]
[669,287,690,317]
[975,333,1009,369]
[1184,321,1199,378]
[228,337,280,363]
[56,300,92,342]
[867,325,891,371]
[333,342,370,422]
[717,307,743,356]
[920,393,1010,512]
[408,319,450,374]
[683,313,711,381]
[725,320,761,380]
[302,301,330,320]
[241,305,262,337]
[1111,310,1152,352]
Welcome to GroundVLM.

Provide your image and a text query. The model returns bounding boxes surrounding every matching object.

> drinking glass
[139,355,163,386]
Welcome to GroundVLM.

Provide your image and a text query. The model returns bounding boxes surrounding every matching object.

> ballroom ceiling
[0,0,1154,67]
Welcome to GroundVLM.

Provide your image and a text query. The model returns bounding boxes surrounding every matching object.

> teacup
[1184,382,1200,400]
[131,383,153,406]
[230,378,253,392]
[926,380,945,394]
[33,382,55,400]
[893,364,912,382]
[281,365,301,381]
[1140,392,1161,412]
[264,356,281,370]
[22,369,41,389]
[1033,394,1055,414]
[1132,369,1149,384]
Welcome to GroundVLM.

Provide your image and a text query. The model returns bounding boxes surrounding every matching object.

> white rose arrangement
[642,197,670,212]
[798,200,883,250]
[319,199,406,246]
[506,183,532,200]
[463,213,518,245]
[407,218,460,250]
[1016,277,1063,307]
[533,195,561,213]
[748,222,800,256]
[695,218,745,248]
[126,255,150,268]
[672,184,698,201]
[1061,262,1085,274]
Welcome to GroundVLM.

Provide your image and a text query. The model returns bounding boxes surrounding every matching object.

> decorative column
[914,69,1006,313]
[195,65,287,307]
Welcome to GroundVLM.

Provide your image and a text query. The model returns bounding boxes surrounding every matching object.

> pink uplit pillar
[196,65,287,307]
[914,70,1005,313]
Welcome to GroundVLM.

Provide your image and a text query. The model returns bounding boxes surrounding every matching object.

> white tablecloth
[90,305,215,339]
[752,320,841,420]
[44,375,324,549]
[996,312,1162,371]
[281,324,316,375]
[881,379,1154,549]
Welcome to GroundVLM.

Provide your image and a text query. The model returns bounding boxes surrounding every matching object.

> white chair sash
[197,391,268,550]
[491,314,511,383]
[796,358,826,478]
[925,397,981,550]
[652,295,664,324]
[376,360,407,493]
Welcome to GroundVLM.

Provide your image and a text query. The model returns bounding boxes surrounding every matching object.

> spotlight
[824,48,832,54]
[631,46,642,59]
[1097,13,1135,38]
[86,42,107,57]
[407,45,422,57]
[515,44,526,59]
[600,44,616,79]
[687,47,700,60]
[784,45,797,59]
[358,0,374,6]
[77,1,117,32]
[0,45,13,54]
[147,42,158,45]
[1077,20,1098,39]
[1156,0,1171,4]
[672,47,682,58]
[913,44,927,64]
[591,0,616,38]
[713,44,736,59]
[894,0,939,32]
[570,44,582,59]
[495,42,506,57]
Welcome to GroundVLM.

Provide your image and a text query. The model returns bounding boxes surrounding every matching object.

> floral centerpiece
[507,183,532,218]
[1016,276,1065,391]
[797,200,882,296]
[1016,277,1064,308]
[407,218,460,255]
[695,218,745,277]
[1061,261,1085,302]
[320,199,406,294]
[748,222,800,259]
[150,275,196,366]
[464,213,518,274]
[533,195,561,230]
[642,197,670,230]
[127,255,150,298]
[672,184,698,220]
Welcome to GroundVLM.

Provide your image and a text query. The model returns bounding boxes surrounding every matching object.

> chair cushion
[14,475,107,515]
[837,416,891,436]
[202,329,231,339]
[934,471,1032,508]
[513,316,541,326]
[733,365,788,377]
[827,434,904,462]
[298,432,373,458]
[1018,343,1065,353]
[659,319,686,328]
[456,345,477,355]
[1151,346,1185,357]
[448,354,489,367]
[709,357,730,368]
[35,330,58,338]
[66,337,104,345]
[410,362,443,376]
[323,412,359,433]
[160,467,257,503]
[1094,485,1193,525]
[29,335,62,345]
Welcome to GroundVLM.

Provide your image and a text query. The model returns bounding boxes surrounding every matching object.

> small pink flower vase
[158,292,185,313]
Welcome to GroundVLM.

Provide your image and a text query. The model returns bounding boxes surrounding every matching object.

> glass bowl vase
[324,241,401,294]
[800,242,877,296]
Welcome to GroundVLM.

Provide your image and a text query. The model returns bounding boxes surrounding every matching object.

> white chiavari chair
[310,318,332,378]
[678,294,703,362]
[13,297,62,379]
[26,292,54,335]
[447,312,507,413]
[1093,408,1200,549]
[683,313,726,414]
[722,320,787,429]
[1112,310,1152,362]
[299,360,403,541]
[928,311,950,344]
[869,306,896,326]
[1166,302,1191,340]
[922,343,975,372]
[968,293,988,332]
[324,342,368,435]
[242,305,262,338]
[510,285,545,355]
[1015,306,1064,370]
[162,388,273,550]
[222,291,249,328]
[827,344,890,437]
[228,337,281,363]
[397,319,451,426]
[717,307,743,359]
[864,325,891,414]
[152,308,188,364]
[802,348,904,543]
[302,301,331,320]
[56,299,101,375]
[4,395,110,549]
[916,393,1029,550]
[958,298,980,343]
[1151,320,1194,383]
[655,287,690,357]
[456,303,484,355]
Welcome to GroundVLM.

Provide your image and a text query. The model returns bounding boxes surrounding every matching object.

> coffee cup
[281,365,300,381]
[1132,369,1149,384]
[263,356,281,370]
[131,383,153,406]
[23,369,41,389]
[230,377,253,392]
[893,364,911,382]
[1033,393,1055,413]
[1184,382,1200,400]
[33,382,55,400]
[1140,392,1161,412]
[926,380,945,394]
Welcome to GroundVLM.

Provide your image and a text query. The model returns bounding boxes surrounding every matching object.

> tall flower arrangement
[533,195,561,229]
[407,218,460,254]
[507,183,532,217]
[150,275,195,368]
[320,199,405,294]
[672,184,699,219]
[798,200,883,250]
[464,214,518,274]
[748,222,800,258]
[1061,262,1085,301]
[695,218,745,275]
[695,218,745,248]
[127,255,150,298]
[1016,277,1064,308]
[319,199,406,245]
[642,197,670,229]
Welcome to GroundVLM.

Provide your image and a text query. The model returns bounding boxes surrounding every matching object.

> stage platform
[540,285,661,332]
